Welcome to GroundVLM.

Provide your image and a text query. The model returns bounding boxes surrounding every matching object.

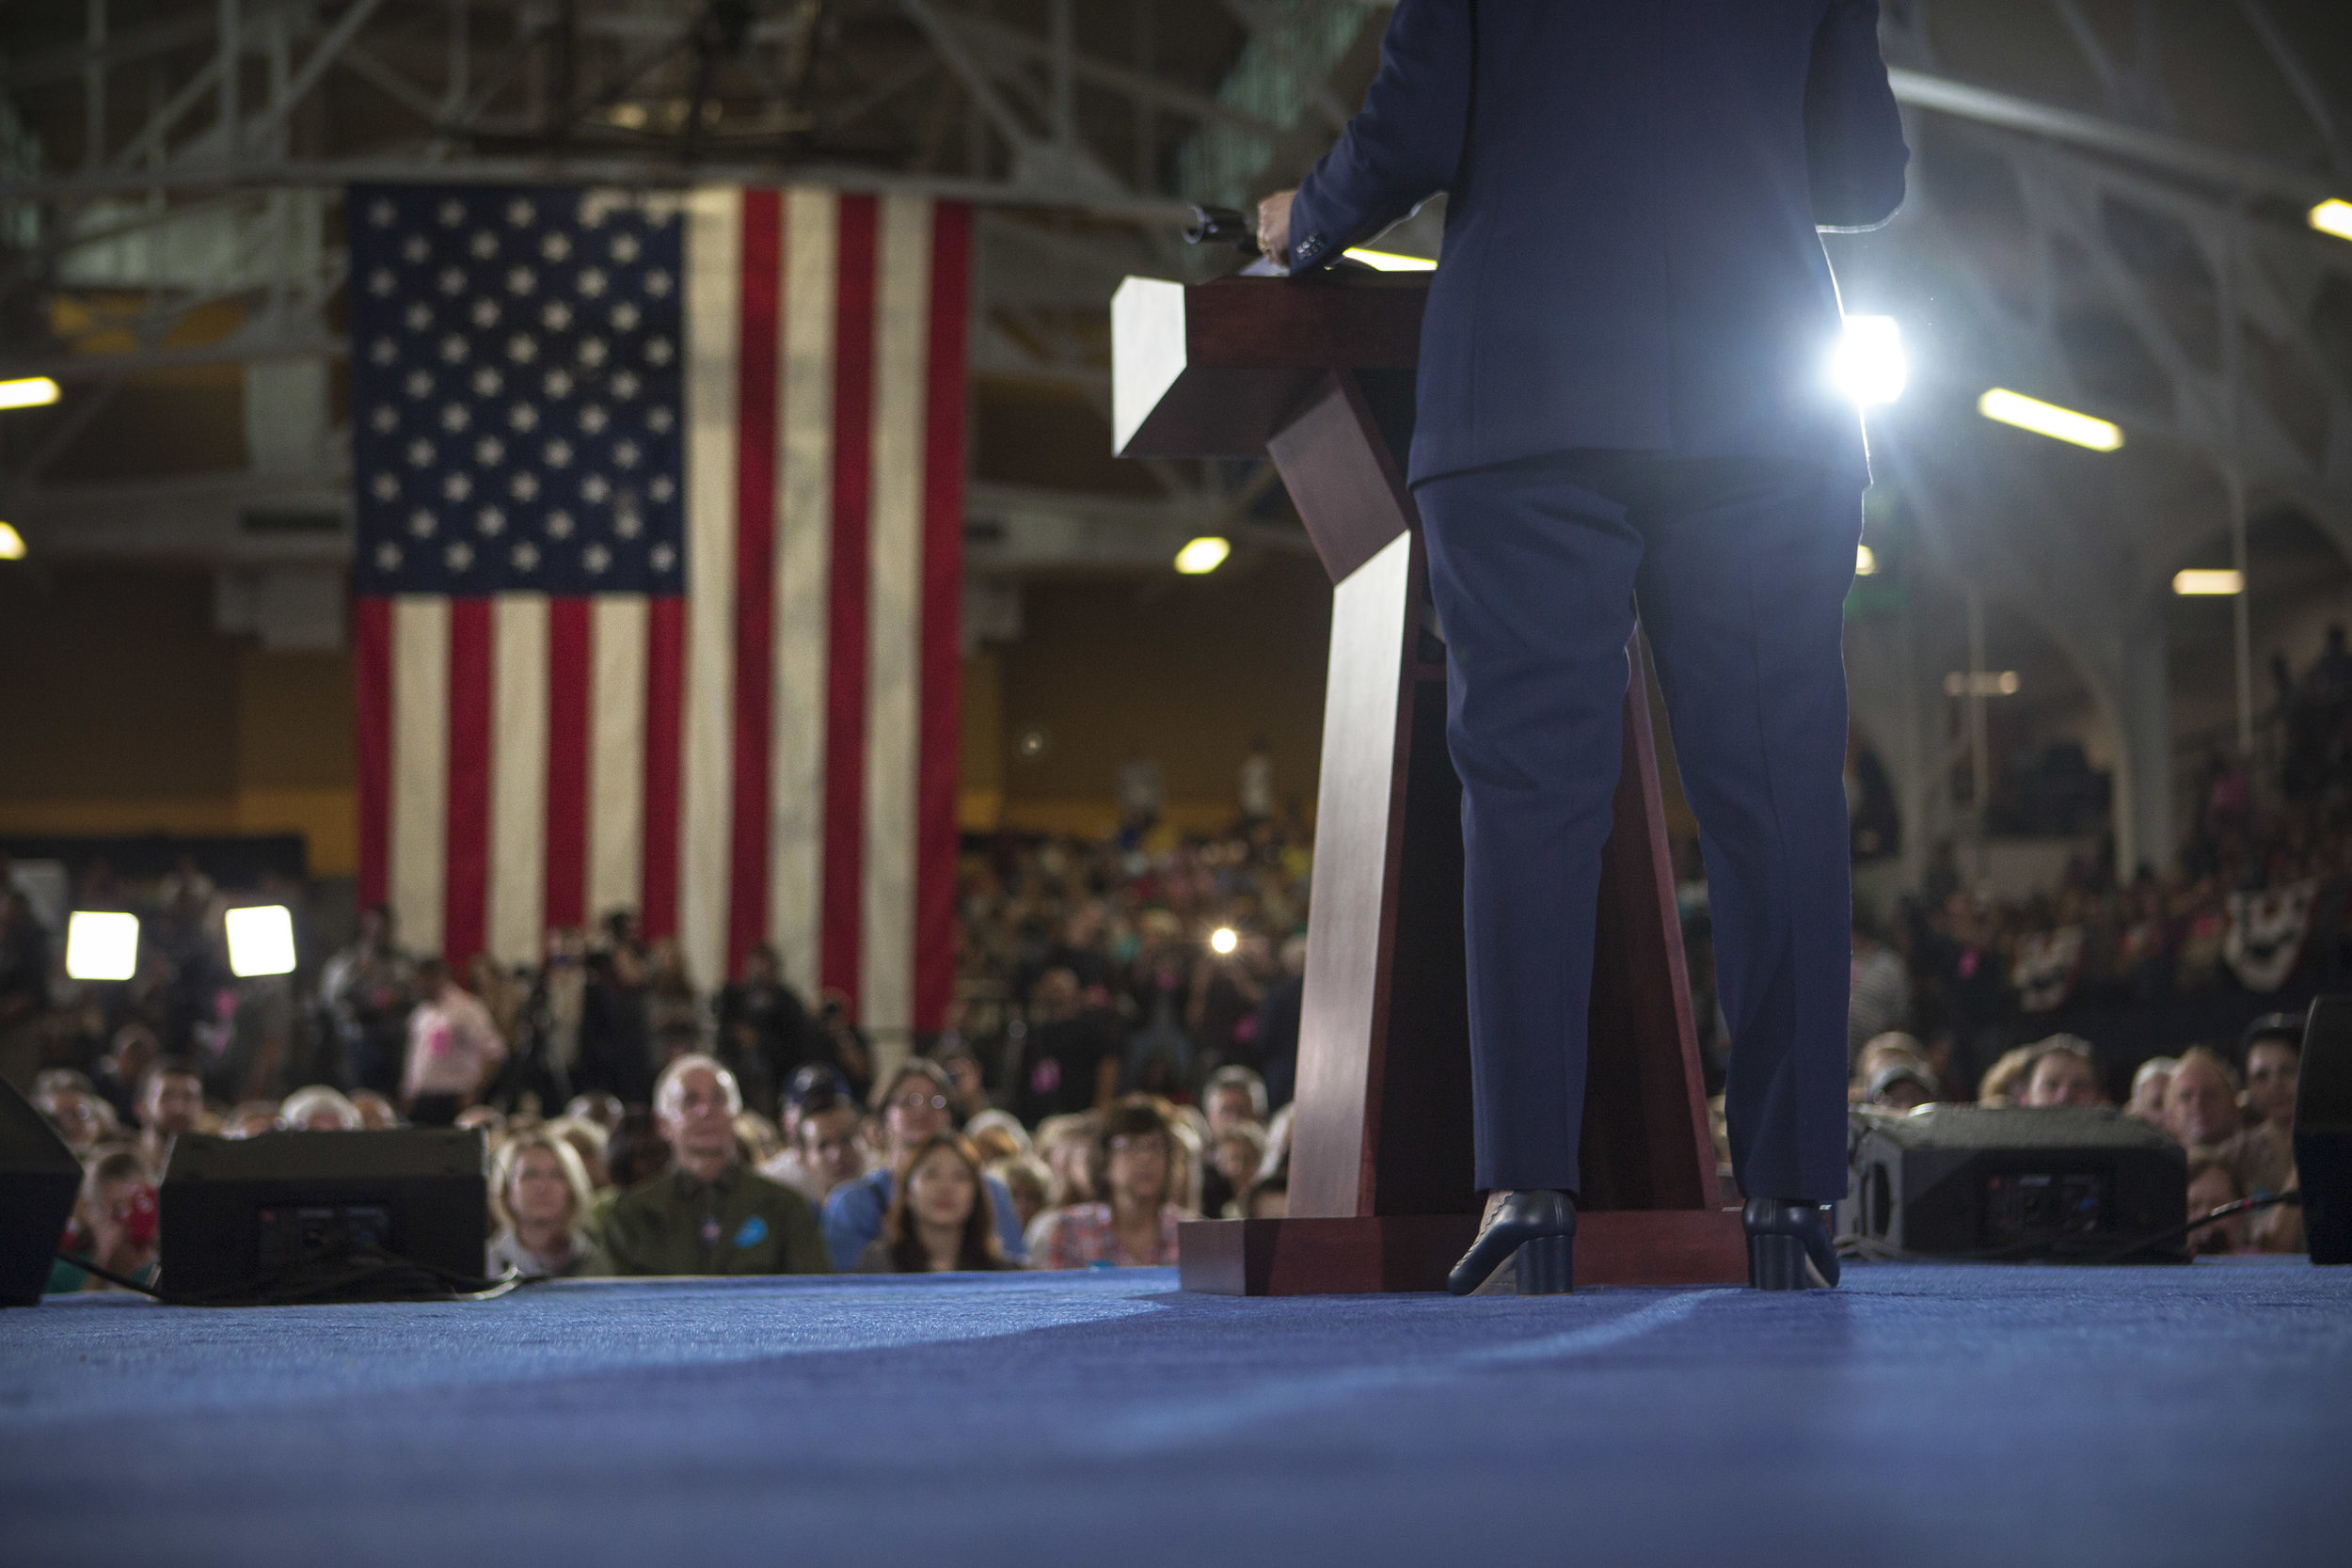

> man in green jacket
[601,1053,829,1276]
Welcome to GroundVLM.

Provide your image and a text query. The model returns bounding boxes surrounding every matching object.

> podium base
[1178,1210,1748,1295]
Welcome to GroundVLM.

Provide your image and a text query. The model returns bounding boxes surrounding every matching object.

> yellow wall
[970,550,1335,834]
[0,565,358,874]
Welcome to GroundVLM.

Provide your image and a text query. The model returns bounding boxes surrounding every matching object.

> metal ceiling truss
[5,2,2349,724]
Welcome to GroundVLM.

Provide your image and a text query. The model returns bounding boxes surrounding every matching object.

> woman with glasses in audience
[857,1134,1020,1274]
[818,1059,1030,1269]
[487,1131,611,1277]
[1031,1096,1187,1269]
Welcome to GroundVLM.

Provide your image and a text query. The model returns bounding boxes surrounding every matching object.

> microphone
[1184,204,1263,255]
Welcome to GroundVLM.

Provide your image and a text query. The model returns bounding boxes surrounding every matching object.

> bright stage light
[1855,544,1878,576]
[65,911,139,982]
[1208,926,1239,956]
[1944,671,2021,697]
[0,375,61,411]
[1833,315,1906,405]
[1977,388,2123,451]
[1343,247,1437,272]
[0,522,24,560]
[1174,536,1230,575]
[2172,569,2244,596]
[226,904,298,977]
[2311,199,2352,243]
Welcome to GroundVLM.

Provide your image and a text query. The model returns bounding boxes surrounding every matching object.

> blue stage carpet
[4,1259,2347,1566]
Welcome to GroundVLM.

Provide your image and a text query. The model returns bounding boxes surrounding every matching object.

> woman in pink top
[401,958,507,1127]
[1030,1096,1187,1269]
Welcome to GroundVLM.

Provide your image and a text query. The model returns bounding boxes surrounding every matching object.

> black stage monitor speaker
[2294,994,2352,1266]
[161,1129,486,1303]
[1839,1104,2187,1261]
[0,1078,82,1307]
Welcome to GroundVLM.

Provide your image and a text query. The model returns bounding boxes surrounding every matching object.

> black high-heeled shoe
[1742,1197,1840,1289]
[1448,1190,1577,1296]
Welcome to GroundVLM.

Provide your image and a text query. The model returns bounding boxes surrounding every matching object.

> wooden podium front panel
[1285,527,1417,1221]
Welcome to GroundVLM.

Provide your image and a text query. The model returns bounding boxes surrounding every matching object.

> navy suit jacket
[1287,0,1909,484]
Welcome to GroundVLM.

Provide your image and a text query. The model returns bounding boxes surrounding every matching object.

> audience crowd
[10,639,2345,1291]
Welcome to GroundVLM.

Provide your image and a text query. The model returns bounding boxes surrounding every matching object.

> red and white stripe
[357,186,970,1050]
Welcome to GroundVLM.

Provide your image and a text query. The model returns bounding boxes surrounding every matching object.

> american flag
[350,183,971,1043]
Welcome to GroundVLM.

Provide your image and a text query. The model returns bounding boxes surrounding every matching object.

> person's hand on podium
[1255,190,1295,270]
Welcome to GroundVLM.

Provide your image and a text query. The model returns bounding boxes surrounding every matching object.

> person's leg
[1632,460,1858,1202]
[1417,457,1644,1195]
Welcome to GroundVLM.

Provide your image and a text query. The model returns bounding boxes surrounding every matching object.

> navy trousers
[1414,452,1859,1203]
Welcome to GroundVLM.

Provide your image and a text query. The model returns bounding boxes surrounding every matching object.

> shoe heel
[1748,1233,1805,1291]
[1517,1234,1573,1295]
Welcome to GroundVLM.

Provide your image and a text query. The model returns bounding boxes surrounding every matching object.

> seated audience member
[564,1091,626,1134]
[453,1103,507,1137]
[137,1056,208,1172]
[2185,1151,2245,1255]
[821,1061,1027,1271]
[2242,1015,2301,1131]
[2163,1044,2298,1252]
[963,1109,1031,1165]
[40,1084,118,1156]
[600,1055,829,1276]
[223,1101,282,1138]
[402,958,507,1127]
[857,1135,1021,1274]
[1242,1153,1290,1221]
[1205,1122,1269,1217]
[1977,1045,2039,1107]
[1202,1065,1268,1138]
[487,1132,612,1277]
[734,1110,785,1167]
[51,1148,160,1293]
[989,1153,1056,1234]
[280,1085,364,1132]
[91,1022,162,1128]
[348,1089,401,1130]
[542,1115,611,1190]
[763,1083,866,1208]
[2019,1038,2103,1108]
[772,1065,850,1157]
[2164,1047,2244,1154]
[1033,1113,1101,1208]
[1852,1032,1936,1102]
[1030,1096,1188,1270]
[2125,1057,2177,1127]
[1866,1062,1937,1114]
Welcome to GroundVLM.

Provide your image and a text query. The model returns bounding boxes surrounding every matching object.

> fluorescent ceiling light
[2172,569,2243,596]
[1174,536,1231,575]
[1944,671,2021,697]
[1978,388,2123,451]
[0,522,24,561]
[1855,544,1878,576]
[1834,315,1906,405]
[0,376,61,411]
[226,904,298,977]
[2311,199,2352,243]
[65,911,139,982]
[1343,247,1437,272]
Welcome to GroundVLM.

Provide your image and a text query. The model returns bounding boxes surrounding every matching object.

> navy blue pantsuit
[1284,1,1908,1203]
[1417,454,1859,1201]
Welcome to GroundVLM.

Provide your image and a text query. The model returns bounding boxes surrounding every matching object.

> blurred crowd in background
[7,639,2346,1291]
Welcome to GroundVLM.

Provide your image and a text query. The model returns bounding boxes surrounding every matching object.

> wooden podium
[1112,271,1745,1293]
